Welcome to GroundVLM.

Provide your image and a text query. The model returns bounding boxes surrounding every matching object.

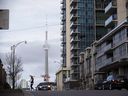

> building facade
[70,0,95,83]
[95,0,128,83]
[57,0,108,90]
[79,41,97,90]
[95,0,107,40]
[61,0,66,67]
[56,0,71,91]
[78,0,128,90]
[56,67,68,91]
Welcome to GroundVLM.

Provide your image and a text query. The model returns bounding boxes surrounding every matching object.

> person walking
[30,75,34,91]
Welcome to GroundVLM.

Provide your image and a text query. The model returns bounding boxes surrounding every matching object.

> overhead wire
[0,24,60,33]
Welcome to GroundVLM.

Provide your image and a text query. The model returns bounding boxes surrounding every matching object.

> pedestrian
[30,75,34,91]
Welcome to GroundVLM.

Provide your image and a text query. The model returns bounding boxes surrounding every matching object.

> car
[102,75,128,90]
[37,82,51,91]
[94,80,104,90]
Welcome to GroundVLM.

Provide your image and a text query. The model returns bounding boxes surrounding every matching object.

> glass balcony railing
[70,29,80,36]
[71,45,80,50]
[71,53,78,58]
[105,1,117,13]
[70,6,78,13]
[70,37,80,43]
[70,22,79,28]
[105,57,113,66]
[105,14,117,26]
[97,57,113,69]
[70,14,79,21]
[70,0,77,5]
[104,43,112,52]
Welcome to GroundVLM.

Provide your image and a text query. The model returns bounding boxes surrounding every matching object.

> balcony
[105,14,117,27]
[70,6,78,13]
[70,0,77,6]
[60,10,64,14]
[71,53,78,59]
[60,37,66,42]
[61,53,66,57]
[61,30,66,36]
[70,22,80,29]
[70,29,80,36]
[60,0,64,4]
[61,30,66,35]
[105,1,117,14]
[70,37,80,44]
[70,14,79,21]
[98,58,113,70]
[60,21,64,25]
[70,69,79,74]
[61,4,66,10]
[104,43,112,52]
[61,25,66,31]
[104,58,113,67]
[61,16,66,21]
[71,45,80,51]
[62,40,66,44]
[71,63,79,67]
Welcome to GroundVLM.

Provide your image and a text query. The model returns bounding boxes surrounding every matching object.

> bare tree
[5,53,23,89]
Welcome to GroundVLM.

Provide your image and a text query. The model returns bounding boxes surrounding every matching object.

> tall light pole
[11,41,27,89]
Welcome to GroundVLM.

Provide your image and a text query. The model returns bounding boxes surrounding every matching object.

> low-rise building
[56,66,69,91]
[79,52,85,89]
[95,0,128,82]
[79,42,97,90]
[95,18,128,81]
[0,59,7,89]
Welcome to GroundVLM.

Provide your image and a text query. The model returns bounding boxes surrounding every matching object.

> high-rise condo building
[57,0,107,90]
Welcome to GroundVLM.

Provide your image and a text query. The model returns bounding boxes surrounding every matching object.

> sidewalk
[0,90,24,96]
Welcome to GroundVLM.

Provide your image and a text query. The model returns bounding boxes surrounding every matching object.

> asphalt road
[23,90,128,96]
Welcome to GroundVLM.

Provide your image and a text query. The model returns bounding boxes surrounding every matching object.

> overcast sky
[0,0,61,87]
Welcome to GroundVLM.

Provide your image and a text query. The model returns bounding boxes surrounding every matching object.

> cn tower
[43,22,50,82]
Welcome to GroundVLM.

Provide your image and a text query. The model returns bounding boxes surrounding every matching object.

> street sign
[0,9,9,30]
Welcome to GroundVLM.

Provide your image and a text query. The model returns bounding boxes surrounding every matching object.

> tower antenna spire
[46,15,48,40]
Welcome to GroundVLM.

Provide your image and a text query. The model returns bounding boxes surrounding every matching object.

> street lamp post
[11,41,27,89]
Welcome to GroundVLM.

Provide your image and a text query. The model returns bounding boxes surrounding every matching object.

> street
[0,90,128,96]
[23,90,128,96]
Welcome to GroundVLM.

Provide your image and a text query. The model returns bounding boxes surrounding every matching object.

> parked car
[94,80,104,90]
[102,75,128,90]
[36,83,51,91]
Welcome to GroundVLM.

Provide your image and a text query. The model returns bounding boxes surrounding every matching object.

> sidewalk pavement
[0,90,24,96]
